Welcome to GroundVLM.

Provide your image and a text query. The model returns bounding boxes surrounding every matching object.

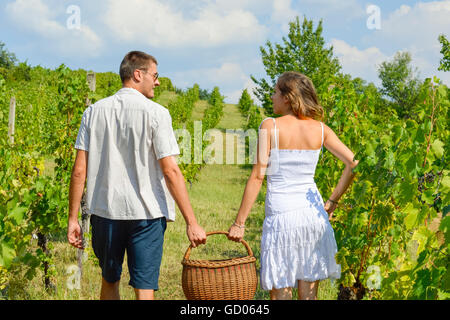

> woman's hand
[324,200,338,221]
[227,224,245,242]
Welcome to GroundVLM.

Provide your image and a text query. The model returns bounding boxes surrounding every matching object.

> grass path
[6,101,338,300]
[159,103,268,299]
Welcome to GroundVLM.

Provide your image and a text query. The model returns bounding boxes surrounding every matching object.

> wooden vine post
[77,72,96,277]
[8,97,15,144]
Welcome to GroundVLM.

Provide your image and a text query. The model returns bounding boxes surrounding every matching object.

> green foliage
[251,16,449,299]
[0,63,89,291]
[0,42,17,69]
[11,62,32,82]
[251,16,341,117]
[204,87,224,129]
[238,89,252,114]
[377,51,423,119]
[163,84,224,184]
[168,84,199,126]
[438,34,450,72]
[95,72,122,98]
[154,77,175,100]
[322,77,448,300]
[198,87,211,101]
[237,89,263,131]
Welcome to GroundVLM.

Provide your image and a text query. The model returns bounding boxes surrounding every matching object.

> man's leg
[134,288,154,300]
[127,217,167,300]
[100,277,120,300]
[91,215,127,300]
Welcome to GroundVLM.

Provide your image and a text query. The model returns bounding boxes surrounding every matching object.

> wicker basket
[181,231,258,300]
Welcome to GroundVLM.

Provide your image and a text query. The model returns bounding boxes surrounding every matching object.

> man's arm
[158,156,206,248]
[67,149,88,249]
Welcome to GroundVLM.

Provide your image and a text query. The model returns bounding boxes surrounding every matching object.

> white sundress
[260,118,341,290]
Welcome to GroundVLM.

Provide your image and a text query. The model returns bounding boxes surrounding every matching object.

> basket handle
[183,230,254,261]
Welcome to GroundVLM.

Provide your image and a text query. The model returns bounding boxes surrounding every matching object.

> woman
[228,71,359,300]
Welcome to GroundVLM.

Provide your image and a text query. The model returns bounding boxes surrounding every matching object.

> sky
[1,0,449,104]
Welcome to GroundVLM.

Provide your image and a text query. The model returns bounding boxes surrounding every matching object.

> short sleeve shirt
[75,87,180,221]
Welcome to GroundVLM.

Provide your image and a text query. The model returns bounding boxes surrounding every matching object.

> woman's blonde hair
[276,71,324,121]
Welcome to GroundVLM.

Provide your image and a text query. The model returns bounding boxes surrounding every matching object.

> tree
[0,42,17,69]
[438,34,449,72]
[238,89,252,114]
[377,51,422,119]
[251,16,341,117]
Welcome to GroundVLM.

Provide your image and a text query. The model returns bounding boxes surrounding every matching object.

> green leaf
[438,216,450,244]
[405,154,420,175]
[0,240,15,268]
[437,290,450,300]
[441,172,450,193]
[421,189,435,205]
[415,126,426,144]
[431,140,444,159]
[373,203,395,231]
[412,227,434,255]
[404,204,420,230]
[397,179,415,206]
[352,180,372,203]
[35,179,45,193]
[8,206,28,225]
[381,134,392,146]
[383,150,395,170]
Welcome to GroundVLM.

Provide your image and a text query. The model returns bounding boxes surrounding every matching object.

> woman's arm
[228,119,273,241]
[322,124,359,219]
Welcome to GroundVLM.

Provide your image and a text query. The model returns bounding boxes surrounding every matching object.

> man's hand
[68,149,87,249]
[186,223,206,248]
[67,219,84,249]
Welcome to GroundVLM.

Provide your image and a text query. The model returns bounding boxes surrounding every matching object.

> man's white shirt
[75,87,180,221]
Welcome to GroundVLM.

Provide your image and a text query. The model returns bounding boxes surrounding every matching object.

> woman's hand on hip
[324,200,337,221]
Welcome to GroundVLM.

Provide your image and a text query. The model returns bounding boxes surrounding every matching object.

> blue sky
[1,0,449,103]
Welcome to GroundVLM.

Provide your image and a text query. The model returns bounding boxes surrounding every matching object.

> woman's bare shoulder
[259,117,275,130]
[321,122,336,141]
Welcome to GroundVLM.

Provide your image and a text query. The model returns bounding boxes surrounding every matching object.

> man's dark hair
[119,51,158,83]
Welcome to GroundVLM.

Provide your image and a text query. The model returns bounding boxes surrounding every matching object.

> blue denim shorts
[90,214,167,290]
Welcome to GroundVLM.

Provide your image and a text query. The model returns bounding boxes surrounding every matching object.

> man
[67,51,206,300]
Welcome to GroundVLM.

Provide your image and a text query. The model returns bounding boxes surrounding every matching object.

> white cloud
[103,0,267,48]
[378,1,450,49]
[271,0,301,30]
[5,0,103,57]
[363,1,450,84]
[331,39,389,84]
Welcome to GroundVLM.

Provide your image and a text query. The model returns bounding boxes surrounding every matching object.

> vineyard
[0,16,449,300]
[0,62,227,297]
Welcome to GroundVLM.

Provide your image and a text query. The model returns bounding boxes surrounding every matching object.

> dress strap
[258,117,278,150]
[320,122,324,150]
[320,122,324,159]
[271,118,278,150]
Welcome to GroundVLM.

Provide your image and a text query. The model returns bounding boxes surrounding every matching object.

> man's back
[68,52,206,300]
[75,87,180,221]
